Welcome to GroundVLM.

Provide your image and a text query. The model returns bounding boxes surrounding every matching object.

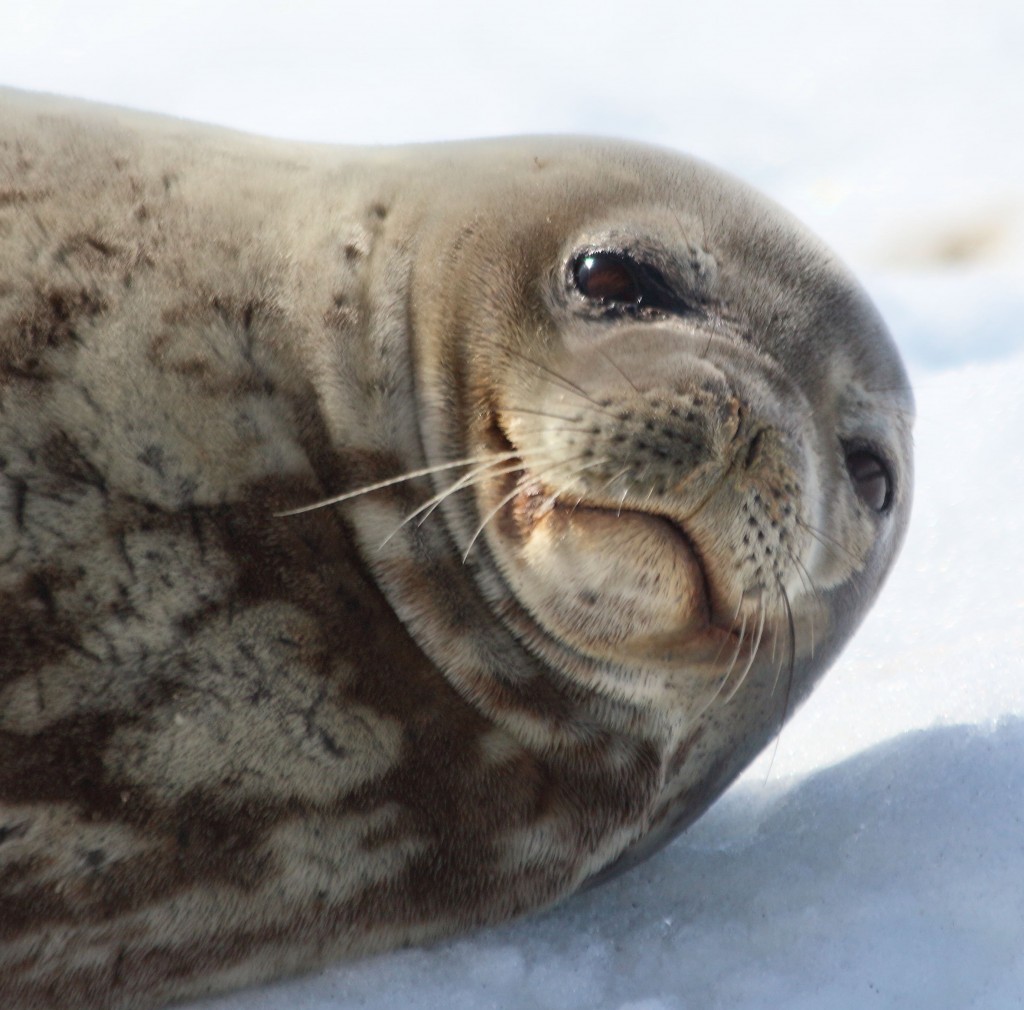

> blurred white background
[5,0,1022,276]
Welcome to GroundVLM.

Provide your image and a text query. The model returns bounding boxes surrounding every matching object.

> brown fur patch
[0,286,108,383]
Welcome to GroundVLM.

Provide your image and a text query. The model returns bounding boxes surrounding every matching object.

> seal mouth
[509,474,715,612]
[482,412,746,661]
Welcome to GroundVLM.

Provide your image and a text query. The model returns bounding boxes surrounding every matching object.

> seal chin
[485,451,742,668]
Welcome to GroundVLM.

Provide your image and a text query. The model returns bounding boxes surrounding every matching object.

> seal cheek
[513,506,709,657]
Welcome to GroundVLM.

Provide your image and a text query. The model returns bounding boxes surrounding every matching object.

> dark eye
[845,449,892,512]
[573,252,643,307]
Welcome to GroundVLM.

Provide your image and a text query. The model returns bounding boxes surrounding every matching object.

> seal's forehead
[407,136,732,216]
[414,135,825,276]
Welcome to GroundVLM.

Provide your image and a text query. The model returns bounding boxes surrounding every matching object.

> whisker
[717,610,748,699]
[770,583,796,699]
[275,450,520,517]
[378,458,531,549]
[461,488,526,563]
[723,601,766,703]
[501,405,590,424]
[415,461,529,526]
[535,456,613,509]
[460,454,593,562]
[707,592,746,673]
[489,341,606,408]
[796,517,861,566]
[763,582,798,782]
[786,552,820,660]
[595,346,641,393]
[592,465,631,505]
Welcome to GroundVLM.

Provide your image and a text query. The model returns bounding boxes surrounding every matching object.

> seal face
[0,90,913,1010]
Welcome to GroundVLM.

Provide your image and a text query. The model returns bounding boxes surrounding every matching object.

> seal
[0,89,914,1010]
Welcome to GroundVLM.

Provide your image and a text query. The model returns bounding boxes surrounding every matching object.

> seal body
[0,90,913,1010]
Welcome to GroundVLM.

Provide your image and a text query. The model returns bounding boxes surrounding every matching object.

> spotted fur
[0,90,913,1010]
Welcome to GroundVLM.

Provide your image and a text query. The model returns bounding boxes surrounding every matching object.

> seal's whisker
[461,453,592,562]
[723,602,767,703]
[501,405,592,425]
[599,466,631,490]
[786,551,820,659]
[378,459,531,549]
[526,456,618,522]
[782,542,817,605]
[414,461,530,526]
[504,424,598,439]
[796,517,862,568]
[858,380,917,399]
[700,298,730,359]
[461,487,529,563]
[490,341,609,409]
[769,603,781,669]
[275,450,520,517]
[535,456,613,511]
[595,345,641,393]
[763,583,799,782]
[459,457,576,563]
[771,582,798,700]
[722,610,749,691]
[510,387,621,418]
[588,465,632,507]
[696,609,751,720]
[709,590,747,670]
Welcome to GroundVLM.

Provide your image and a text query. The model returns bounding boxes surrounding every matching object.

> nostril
[743,428,766,470]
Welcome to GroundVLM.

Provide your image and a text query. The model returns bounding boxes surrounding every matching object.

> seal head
[378,138,913,869]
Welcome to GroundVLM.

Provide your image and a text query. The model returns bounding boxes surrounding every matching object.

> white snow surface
[4,1,1023,1007]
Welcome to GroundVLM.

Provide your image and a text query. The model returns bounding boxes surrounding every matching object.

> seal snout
[501,361,754,513]
[575,383,741,497]
[478,344,816,676]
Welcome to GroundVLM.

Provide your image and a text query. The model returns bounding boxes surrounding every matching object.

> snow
[3,1,1022,1006]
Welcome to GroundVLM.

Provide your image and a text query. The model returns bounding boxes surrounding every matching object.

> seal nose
[558,374,741,500]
